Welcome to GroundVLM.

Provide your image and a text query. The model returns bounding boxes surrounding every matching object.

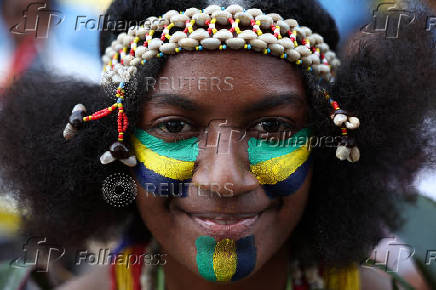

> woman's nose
[192,125,259,197]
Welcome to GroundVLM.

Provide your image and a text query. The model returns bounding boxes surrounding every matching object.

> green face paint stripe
[133,128,199,162]
[195,236,217,281]
[247,128,311,165]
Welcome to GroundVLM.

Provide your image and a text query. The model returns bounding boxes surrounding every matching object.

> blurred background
[0,0,434,288]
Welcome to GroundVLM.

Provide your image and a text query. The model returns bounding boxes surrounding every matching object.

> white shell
[130,57,141,66]
[295,27,307,38]
[276,20,290,34]
[112,41,123,52]
[160,43,177,54]
[347,146,360,163]
[105,47,115,58]
[286,49,301,62]
[316,64,330,73]
[142,49,158,60]
[136,26,148,39]
[163,10,178,22]
[305,54,320,65]
[213,29,233,40]
[346,117,360,129]
[135,46,146,58]
[72,104,86,112]
[100,151,116,165]
[295,45,311,57]
[259,33,277,44]
[204,5,221,14]
[179,37,198,50]
[308,33,324,45]
[325,51,336,62]
[317,43,330,53]
[170,14,189,27]
[302,56,312,66]
[330,59,341,68]
[122,35,134,47]
[336,146,351,161]
[277,37,294,49]
[201,38,221,50]
[184,8,201,17]
[120,156,138,167]
[63,123,77,140]
[226,38,245,49]
[189,28,210,40]
[246,9,262,17]
[102,55,110,64]
[117,32,127,42]
[234,12,253,26]
[238,30,257,40]
[192,13,211,26]
[170,31,187,43]
[255,14,273,29]
[333,113,348,127]
[301,26,312,37]
[250,39,267,51]
[212,10,232,25]
[148,38,163,50]
[284,19,299,28]
[127,26,136,36]
[123,54,134,66]
[226,4,244,15]
[269,43,284,56]
[268,13,283,22]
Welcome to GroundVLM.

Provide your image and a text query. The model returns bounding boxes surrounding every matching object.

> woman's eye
[253,119,293,133]
[157,120,192,133]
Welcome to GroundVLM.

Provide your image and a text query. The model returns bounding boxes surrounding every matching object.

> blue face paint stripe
[134,163,190,197]
[232,235,257,281]
[262,156,312,198]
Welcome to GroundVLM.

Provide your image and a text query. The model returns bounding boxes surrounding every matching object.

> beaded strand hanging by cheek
[62,4,361,165]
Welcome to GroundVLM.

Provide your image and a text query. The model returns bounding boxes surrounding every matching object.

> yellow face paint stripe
[132,135,195,180]
[115,248,133,290]
[250,145,310,185]
[213,239,237,282]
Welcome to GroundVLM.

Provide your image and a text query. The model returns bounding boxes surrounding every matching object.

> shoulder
[56,265,111,290]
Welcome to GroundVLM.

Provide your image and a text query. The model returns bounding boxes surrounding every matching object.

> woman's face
[132,50,312,282]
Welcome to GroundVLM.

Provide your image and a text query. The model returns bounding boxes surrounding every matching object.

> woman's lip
[191,214,259,239]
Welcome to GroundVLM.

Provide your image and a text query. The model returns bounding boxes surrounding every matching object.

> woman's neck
[163,243,290,290]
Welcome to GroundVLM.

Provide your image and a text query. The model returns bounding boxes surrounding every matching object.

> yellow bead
[134,37,140,43]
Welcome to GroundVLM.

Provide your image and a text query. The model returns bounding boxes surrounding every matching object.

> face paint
[195,235,256,282]
[131,129,198,197]
[248,128,311,198]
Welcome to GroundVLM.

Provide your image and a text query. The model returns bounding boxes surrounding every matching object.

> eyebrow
[148,93,199,111]
[243,93,305,114]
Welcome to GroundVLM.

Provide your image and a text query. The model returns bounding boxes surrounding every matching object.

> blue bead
[222,44,227,49]
[119,82,125,88]
[199,45,203,51]
[284,53,288,58]
[267,48,271,53]
[247,44,252,50]
[221,6,225,10]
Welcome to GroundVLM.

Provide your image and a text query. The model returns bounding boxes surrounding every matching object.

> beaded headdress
[63,4,360,166]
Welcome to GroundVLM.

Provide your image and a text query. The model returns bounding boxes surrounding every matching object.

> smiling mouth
[175,201,281,239]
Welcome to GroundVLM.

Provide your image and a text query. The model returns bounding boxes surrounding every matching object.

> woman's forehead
[152,50,307,104]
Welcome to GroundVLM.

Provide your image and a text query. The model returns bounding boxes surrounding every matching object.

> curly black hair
[0,0,435,268]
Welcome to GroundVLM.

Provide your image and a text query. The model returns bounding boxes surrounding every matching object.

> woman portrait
[0,0,435,289]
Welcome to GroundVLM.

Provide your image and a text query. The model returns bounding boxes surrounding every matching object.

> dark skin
[134,50,311,290]
[58,51,401,290]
